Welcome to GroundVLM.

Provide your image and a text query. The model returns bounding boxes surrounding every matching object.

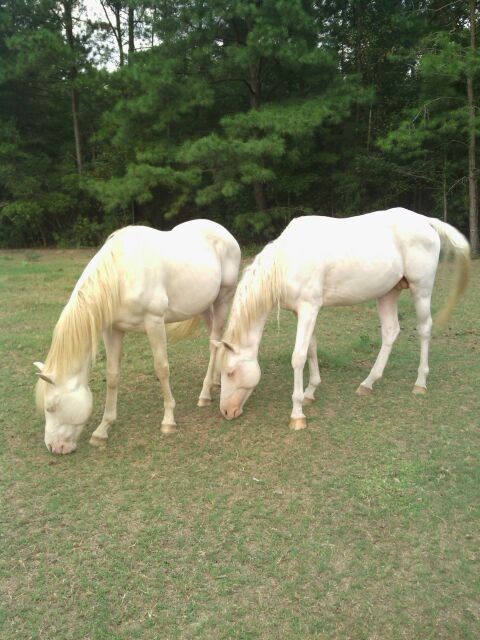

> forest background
[0,0,479,253]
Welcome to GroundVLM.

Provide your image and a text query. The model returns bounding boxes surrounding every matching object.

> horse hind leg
[197,308,214,407]
[410,286,433,395]
[198,288,234,407]
[357,288,401,395]
[303,333,321,404]
[90,328,124,447]
[404,247,437,394]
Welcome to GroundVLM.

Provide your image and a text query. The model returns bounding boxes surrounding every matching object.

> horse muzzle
[222,406,243,420]
[46,440,77,455]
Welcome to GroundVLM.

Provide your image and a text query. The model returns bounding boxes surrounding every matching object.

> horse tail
[166,315,201,343]
[427,218,470,326]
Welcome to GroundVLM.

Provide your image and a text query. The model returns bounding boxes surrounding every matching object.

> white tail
[166,316,201,342]
[426,218,470,326]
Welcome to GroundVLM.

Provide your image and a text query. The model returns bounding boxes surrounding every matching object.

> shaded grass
[1,250,479,639]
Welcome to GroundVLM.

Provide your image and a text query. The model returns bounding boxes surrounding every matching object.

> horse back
[278,209,440,307]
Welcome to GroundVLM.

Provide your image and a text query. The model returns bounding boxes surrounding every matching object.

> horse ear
[210,339,238,353]
[36,372,56,386]
[33,361,45,372]
[221,340,237,353]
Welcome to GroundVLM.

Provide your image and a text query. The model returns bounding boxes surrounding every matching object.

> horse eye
[46,404,56,413]
[227,371,235,378]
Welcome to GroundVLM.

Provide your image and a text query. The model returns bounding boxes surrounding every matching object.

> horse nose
[222,407,242,420]
[49,442,76,455]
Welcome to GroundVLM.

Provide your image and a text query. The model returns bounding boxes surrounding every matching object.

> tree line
[0,0,478,253]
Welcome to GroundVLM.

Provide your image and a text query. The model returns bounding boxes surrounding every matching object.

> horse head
[35,362,93,454]
[214,341,261,420]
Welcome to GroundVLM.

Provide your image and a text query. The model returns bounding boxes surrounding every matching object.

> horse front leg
[145,317,177,433]
[198,290,233,407]
[90,328,124,447]
[290,303,320,430]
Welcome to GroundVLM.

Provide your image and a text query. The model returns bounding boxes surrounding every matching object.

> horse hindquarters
[357,241,438,395]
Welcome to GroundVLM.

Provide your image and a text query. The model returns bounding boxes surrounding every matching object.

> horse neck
[44,241,119,379]
[236,309,270,357]
[44,295,103,380]
[60,358,90,387]
[45,307,94,382]
[226,242,282,352]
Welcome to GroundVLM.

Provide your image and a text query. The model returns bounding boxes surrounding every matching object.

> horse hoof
[289,417,307,431]
[161,423,177,434]
[197,398,211,407]
[356,384,373,396]
[303,395,315,405]
[413,385,427,395]
[89,435,107,448]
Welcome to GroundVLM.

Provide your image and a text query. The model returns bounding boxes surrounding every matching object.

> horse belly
[164,266,221,321]
[322,260,404,306]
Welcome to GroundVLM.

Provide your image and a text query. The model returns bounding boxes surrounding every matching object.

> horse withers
[216,208,470,429]
[35,220,241,454]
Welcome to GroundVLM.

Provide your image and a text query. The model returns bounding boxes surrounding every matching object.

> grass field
[1,248,479,640]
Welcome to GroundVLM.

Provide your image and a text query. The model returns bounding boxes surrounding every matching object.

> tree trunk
[467,0,479,254]
[443,152,448,222]
[366,102,373,153]
[128,5,135,61]
[63,1,82,174]
[100,1,124,66]
[70,87,82,174]
[249,61,267,211]
[115,5,125,67]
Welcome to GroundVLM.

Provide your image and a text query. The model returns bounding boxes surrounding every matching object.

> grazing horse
[216,208,470,429]
[35,220,241,454]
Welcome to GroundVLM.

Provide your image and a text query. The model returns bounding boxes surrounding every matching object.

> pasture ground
[1,249,479,639]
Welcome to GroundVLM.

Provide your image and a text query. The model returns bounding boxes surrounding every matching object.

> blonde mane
[224,241,284,345]
[36,237,121,409]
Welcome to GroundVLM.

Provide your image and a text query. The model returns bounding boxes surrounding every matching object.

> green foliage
[0,0,478,245]
[378,20,479,234]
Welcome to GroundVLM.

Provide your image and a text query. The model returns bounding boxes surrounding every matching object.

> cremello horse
[217,208,470,429]
[35,220,240,454]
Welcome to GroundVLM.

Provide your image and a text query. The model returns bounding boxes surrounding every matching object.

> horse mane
[224,240,284,345]
[36,236,121,401]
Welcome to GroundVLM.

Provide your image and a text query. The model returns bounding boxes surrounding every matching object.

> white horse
[35,220,241,454]
[216,208,470,429]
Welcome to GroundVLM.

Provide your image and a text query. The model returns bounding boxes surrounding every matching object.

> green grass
[1,249,479,639]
